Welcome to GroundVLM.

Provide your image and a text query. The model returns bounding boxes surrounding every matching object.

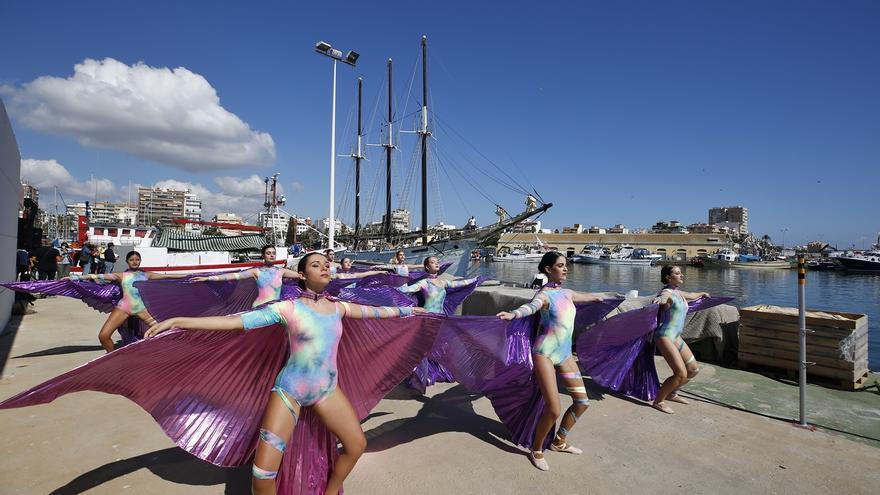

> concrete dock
[1,296,879,494]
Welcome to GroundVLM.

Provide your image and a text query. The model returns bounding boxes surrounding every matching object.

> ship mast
[353,78,364,248]
[419,36,430,245]
[383,59,394,241]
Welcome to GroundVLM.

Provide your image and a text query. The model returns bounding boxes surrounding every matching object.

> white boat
[492,248,547,263]
[580,245,657,266]
[571,245,606,264]
[834,235,880,271]
[705,248,790,269]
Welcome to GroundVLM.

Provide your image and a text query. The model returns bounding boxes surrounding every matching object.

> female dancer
[73,250,187,352]
[145,252,426,495]
[496,252,604,471]
[382,250,423,277]
[651,265,710,414]
[191,245,300,307]
[398,256,480,313]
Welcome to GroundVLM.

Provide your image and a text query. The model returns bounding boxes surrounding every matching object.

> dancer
[381,250,423,277]
[190,245,301,307]
[72,250,189,352]
[496,252,604,471]
[651,265,709,414]
[145,252,427,495]
[397,256,481,313]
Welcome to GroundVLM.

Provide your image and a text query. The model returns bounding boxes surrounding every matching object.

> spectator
[103,243,117,273]
[80,243,92,275]
[39,243,62,280]
[58,242,72,278]
[16,248,29,281]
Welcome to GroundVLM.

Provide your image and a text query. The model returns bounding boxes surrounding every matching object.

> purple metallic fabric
[576,296,734,401]
[427,298,622,450]
[0,312,442,494]
[1,279,120,313]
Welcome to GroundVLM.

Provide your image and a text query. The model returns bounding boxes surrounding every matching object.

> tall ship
[333,37,551,276]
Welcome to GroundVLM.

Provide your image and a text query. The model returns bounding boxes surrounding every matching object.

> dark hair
[126,250,141,261]
[423,256,438,269]
[341,257,352,264]
[396,250,405,257]
[324,248,333,254]
[261,245,275,256]
[296,252,327,289]
[538,251,564,275]
[660,265,675,285]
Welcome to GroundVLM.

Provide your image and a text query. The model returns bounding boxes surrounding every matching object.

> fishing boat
[336,37,551,276]
[579,245,657,266]
[705,249,790,269]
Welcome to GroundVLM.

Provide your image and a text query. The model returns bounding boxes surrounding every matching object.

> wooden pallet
[737,305,869,390]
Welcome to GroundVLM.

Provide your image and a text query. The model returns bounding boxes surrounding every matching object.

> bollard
[797,255,808,427]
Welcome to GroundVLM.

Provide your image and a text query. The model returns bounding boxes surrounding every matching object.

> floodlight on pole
[315,40,359,251]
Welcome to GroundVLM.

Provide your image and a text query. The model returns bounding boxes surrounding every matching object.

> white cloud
[21,158,120,200]
[8,58,276,171]
[291,181,304,192]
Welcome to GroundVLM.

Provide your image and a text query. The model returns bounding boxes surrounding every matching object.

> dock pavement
[1,296,878,494]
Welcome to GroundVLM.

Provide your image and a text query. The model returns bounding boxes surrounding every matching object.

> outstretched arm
[570,290,604,304]
[147,271,193,280]
[397,279,427,294]
[443,276,480,289]
[338,301,426,319]
[336,270,386,280]
[680,290,710,301]
[280,268,302,280]
[190,269,256,283]
[652,289,674,309]
[496,293,547,320]
[73,272,120,283]
[145,315,245,338]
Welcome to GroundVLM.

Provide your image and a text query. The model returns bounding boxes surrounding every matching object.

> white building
[320,217,345,233]
[260,210,290,243]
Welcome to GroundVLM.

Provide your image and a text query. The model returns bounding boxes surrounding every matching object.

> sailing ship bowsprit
[337,36,551,276]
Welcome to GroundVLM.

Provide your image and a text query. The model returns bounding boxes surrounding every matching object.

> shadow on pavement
[14,345,104,358]
[363,384,522,456]
[50,447,252,495]
[0,314,23,376]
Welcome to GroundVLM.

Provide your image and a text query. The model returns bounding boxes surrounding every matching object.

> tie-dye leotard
[240,299,344,406]
[116,271,149,314]
[655,288,687,339]
[533,288,577,365]
[399,277,478,313]
[252,266,284,307]
[393,264,409,277]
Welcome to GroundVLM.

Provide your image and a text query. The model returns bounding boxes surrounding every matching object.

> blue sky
[1,1,878,248]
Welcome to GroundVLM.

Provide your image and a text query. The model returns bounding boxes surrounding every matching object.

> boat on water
[571,245,606,264]
[705,248,790,269]
[833,235,880,271]
[493,247,548,263]
[577,245,658,266]
[338,37,551,276]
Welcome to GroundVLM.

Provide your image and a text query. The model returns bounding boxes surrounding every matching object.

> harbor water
[473,262,880,371]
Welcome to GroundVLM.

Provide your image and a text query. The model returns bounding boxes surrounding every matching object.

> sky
[1,1,878,248]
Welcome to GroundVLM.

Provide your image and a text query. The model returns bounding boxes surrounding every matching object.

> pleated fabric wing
[136,276,261,321]
[576,296,735,401]
[0,311,443,494]
[1,279,121,313]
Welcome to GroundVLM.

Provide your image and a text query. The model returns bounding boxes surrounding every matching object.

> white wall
[0,99,20,332]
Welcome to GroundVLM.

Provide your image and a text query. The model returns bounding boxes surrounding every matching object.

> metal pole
[797,254,807,426]
[329,59,337,251]
[420,35,429,245]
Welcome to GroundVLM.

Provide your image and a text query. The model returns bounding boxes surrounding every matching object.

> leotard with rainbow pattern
[116,271,149,314]
[399,277,479,313]
[533,287,577,365]
[655,287,687,340]
[240,298,344,406]
[252,266,284,307]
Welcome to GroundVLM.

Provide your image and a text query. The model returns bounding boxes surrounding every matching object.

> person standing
[16,248,29,281]
[79,243,92,275]
[58,243,72,279]
[38,244,61,280]
[103,243,117,274]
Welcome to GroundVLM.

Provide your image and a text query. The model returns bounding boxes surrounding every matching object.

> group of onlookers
[15,241,118,281]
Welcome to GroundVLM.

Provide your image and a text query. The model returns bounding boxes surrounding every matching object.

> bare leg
[252,391,300,495]
[654,337,688,412]
[552,357,589,451]
[531,354,562,457]
[312,388,367,495]
[97,309,131,353]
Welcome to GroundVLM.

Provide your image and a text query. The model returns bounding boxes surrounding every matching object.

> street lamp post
[315,41,359,252]
[780,228,788,251]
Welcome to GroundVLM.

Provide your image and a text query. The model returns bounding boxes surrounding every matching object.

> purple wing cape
[576,296,734,401]
[0,313,443,494]
[1,279,120,313]
[427,299,623,449]
[338,277,488,392]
